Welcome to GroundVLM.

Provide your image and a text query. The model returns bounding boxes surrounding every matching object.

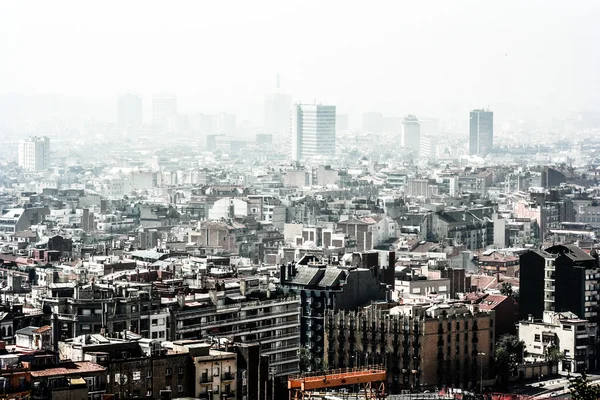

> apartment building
[324,303,494,393]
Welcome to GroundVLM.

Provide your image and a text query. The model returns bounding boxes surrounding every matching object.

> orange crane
[288,366,386,399]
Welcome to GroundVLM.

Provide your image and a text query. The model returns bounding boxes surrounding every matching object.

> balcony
[199,375,212,384]
[222,372,235,381]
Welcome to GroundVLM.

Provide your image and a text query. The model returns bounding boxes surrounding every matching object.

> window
[147,371,152,378]
[133,371,141,381]
[563,325,572,331]
[166,368,172,376]
[152,319,158,326]
[178,367,183,375]
[178,385,183,393]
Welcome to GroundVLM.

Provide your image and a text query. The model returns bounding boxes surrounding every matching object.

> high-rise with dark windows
[469,109,493,156]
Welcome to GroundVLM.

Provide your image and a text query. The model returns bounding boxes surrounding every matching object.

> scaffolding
[288,366,387,399]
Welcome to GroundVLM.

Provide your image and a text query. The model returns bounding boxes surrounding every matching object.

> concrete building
[0,207,50,234]
[519,244,600,321]
[117,93,142,128]
[45,282,169,341]
[18,136,50,171]
[264,92,291,139]
[519,311,597,373]
[281,259,392,367]
[325,303,494,392]
[152,93,177,127]
[169,287,300,378]
[172,341,237,399]
[469,109,493,156]
[401,115,420,158]
[291,104,336,161]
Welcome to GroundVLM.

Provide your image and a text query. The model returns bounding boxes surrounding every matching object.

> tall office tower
[361,112,384,133]
[291,104,336,161]
[117,94,142,128]
[469,109,494,156]
[18,136,50,171]
[152,93,178,127]
[264,75,292,138]
[401,114,421,157]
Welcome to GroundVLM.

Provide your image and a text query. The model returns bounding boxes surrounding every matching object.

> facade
[59,336,195,399]
[169,288,300,378]
[519,311,597,373]
[264,92,292,138]
[431,207,495,250]
[172,341,237,399]
[336,217,375,252]
[152,93,177,127]
[45,282,169,341]
[0,207,50,234]
[401,115,421,157]
[519,244,600,321]
[117,93,143,128]
[291,104,336,161]
[281,261,391,366]
[325,303,495,393]
[18,136,50,172]
[469,109,493,156]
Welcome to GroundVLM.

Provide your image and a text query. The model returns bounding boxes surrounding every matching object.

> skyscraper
[264,75,292,138]
[152,93,177,127]
[469,109,493,156]
[401,115,421,157]
[291,104,336,161]
[18,136,50,171]
[265,93,291,137]
[117,94,142,128]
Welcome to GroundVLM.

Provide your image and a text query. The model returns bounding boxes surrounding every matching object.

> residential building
[519,244,600,321]
[325,303,495,392]
[0,207,50,234]
[45,282,169,341]
[169,286,300,378]
[469,109,493,156]
[281,260,391,367]
[519,311,597,373]
[172,341,237,399]
[291,104,336,161]
[59,336,195,399]
[117,93,142,128]
[18,136,50,171]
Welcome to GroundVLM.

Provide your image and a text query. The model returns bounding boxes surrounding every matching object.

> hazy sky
[1,0,599,121]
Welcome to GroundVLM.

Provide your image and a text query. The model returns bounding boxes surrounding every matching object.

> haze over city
[2,2,600,400]
[1,0,600,124]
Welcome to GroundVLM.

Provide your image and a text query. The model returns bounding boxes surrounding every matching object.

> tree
[500,282,513,297]
[494,334,525,389]
[546,344,564,367]
[569,371,600,400]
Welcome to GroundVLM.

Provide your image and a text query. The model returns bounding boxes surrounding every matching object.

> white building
[401,115,420,158]
[264,92,291,139]
[519,311,597,373]
[291,103,336,161]
[18,136,50,171]
[152,93,177,127]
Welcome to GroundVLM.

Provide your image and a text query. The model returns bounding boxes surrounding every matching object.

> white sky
[1,0,599,121]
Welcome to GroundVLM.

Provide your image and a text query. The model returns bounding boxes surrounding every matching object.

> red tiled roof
[33,326,51,334]
[30,361,105,377]
[478,294,510,310]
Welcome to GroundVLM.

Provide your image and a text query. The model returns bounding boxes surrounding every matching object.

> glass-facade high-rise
[469,109,494,156]
[291,104,336,161]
